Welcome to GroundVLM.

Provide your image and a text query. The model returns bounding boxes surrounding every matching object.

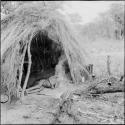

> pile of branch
[72,76,124,99]
[50,75,124,124]
[87,77,124,95]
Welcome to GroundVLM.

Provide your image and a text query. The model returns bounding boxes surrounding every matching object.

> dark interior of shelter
[21,32,71,89]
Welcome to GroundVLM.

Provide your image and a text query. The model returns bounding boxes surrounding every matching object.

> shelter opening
[21,31,71,89]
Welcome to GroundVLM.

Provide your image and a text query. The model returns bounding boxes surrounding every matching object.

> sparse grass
[82,38,124,78]
[1,37,124,124]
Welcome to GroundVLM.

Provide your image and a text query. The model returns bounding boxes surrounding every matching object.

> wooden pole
[43,1,46,7]
[107,55,111,76]
[21,42,32,100]
[18,44,27,93]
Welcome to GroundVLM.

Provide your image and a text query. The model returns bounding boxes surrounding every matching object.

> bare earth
[1,40,124,124]
[1,82,124,124]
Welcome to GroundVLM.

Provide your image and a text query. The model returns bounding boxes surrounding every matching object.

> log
[26,87,44,94]
[72,77,124,98]
[87,79,124,94]
[90,85,124,94]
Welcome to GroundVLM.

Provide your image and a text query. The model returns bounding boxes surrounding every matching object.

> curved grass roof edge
[1,3,90,101]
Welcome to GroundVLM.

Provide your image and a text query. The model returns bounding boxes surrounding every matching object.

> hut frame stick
[21,42,32,99]
[1,3,91,102]
[18,44,27,93]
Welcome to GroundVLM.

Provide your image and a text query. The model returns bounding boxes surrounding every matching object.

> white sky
[60,1,124,25]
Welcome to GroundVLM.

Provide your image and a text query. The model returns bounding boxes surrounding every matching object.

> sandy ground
[1,39,124,124]
[1,82,124,124]
[1,83,79,124]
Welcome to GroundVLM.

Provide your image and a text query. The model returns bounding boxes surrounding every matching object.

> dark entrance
[21,31,63,89]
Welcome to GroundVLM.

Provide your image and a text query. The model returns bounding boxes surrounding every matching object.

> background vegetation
[1,1,124,40]
[1,1,124,77]
[79,3,124,41]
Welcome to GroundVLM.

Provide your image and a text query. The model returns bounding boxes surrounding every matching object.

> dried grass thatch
[1,3,90,101]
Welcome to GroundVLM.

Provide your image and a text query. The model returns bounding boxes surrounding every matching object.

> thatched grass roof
[1,3,90,100]
[1,13,6,20]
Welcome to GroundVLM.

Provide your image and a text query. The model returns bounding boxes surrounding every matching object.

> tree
[80,2,124,41]
[1,1,64,15]
[68,13,83,24]
[41,1,64,10]
[1,1,26,14]
[108,3,124,39]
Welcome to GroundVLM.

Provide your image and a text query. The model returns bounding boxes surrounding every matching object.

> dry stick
[78,108,113,119]
[51,91,73,124]
[18,44,27,93]
[26,82,43,92]
[27,87,44,94]
[107,55,111,76]
[21,42,32,100]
